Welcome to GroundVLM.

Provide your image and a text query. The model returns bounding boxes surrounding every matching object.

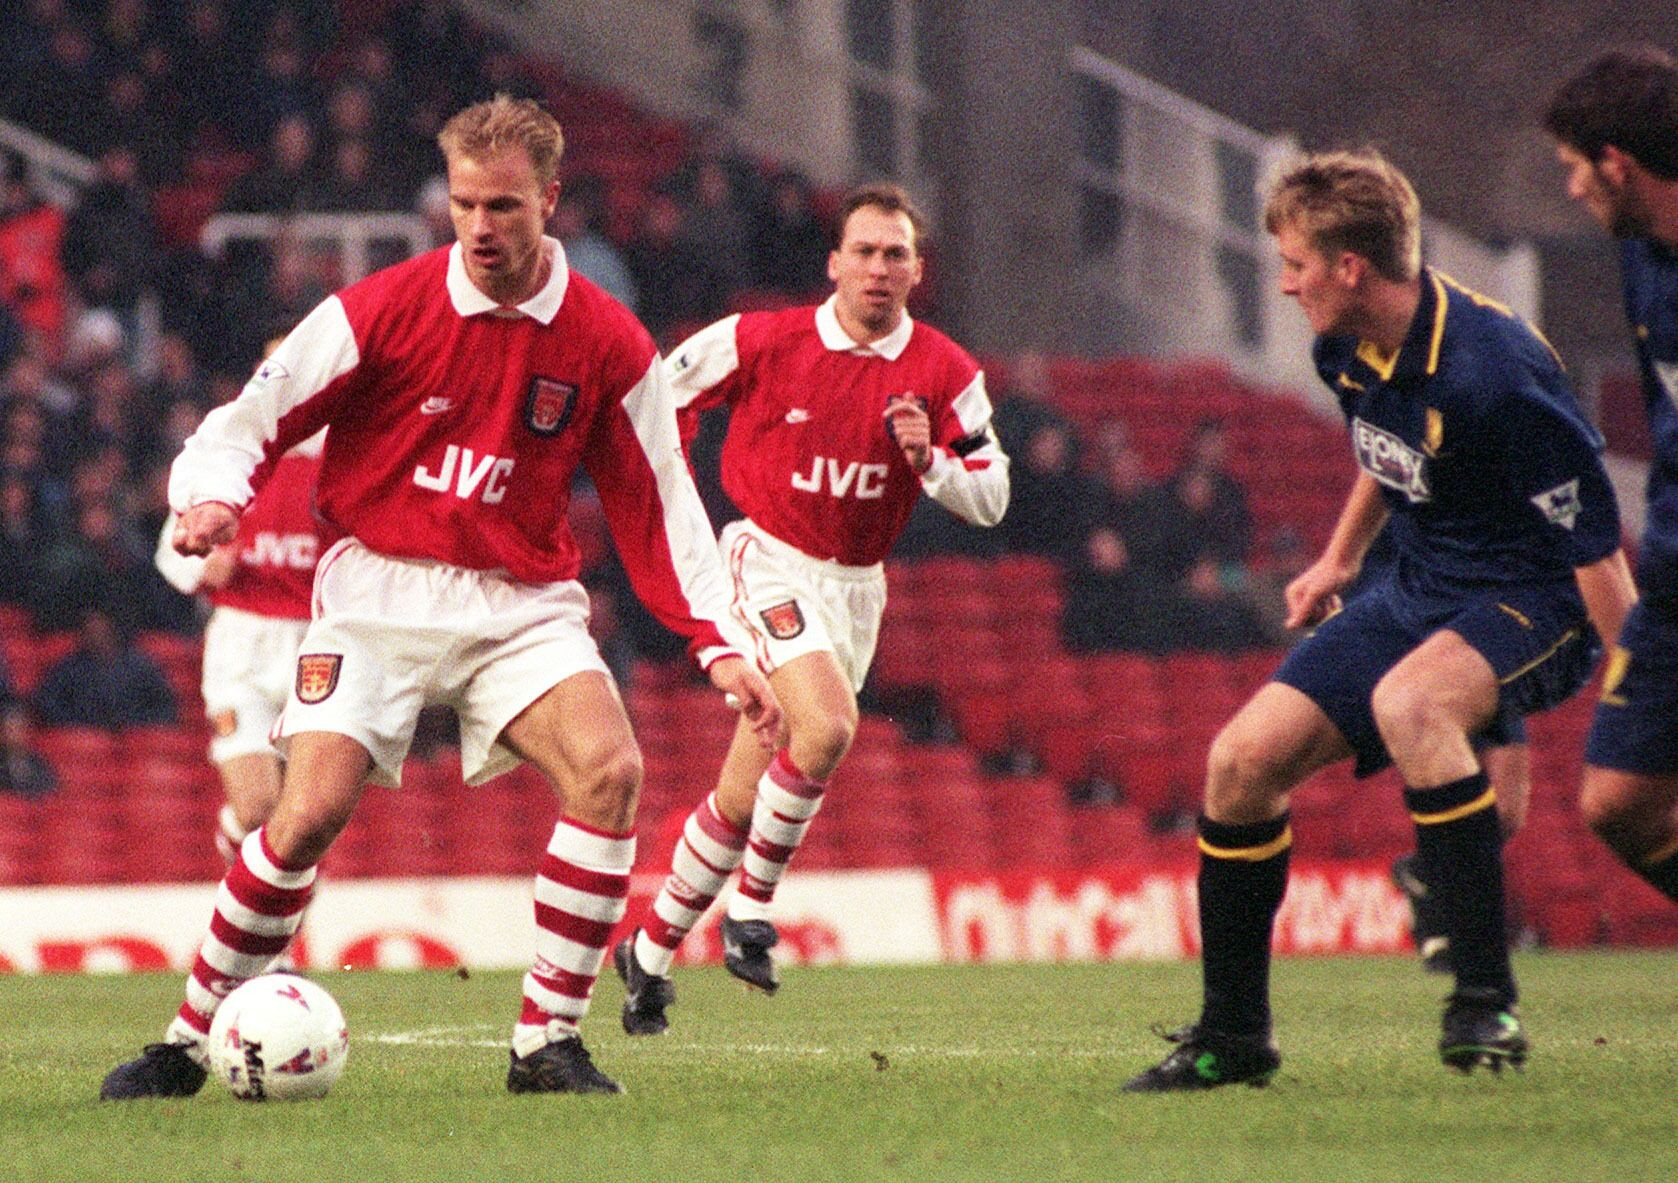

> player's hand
[883,396,933,474]
[173,502,241,557]
[199,544,239,589]
[1282,557,1354,630]
[709,655,784,749]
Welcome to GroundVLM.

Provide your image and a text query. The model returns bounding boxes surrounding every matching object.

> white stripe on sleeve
[168,296,359,512]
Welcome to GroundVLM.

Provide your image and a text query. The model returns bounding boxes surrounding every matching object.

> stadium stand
[0,1,1657,955]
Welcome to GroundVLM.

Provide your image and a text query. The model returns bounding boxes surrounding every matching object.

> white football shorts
[277,538,610,786]
[201,607,311,764]
[719,518,886,693]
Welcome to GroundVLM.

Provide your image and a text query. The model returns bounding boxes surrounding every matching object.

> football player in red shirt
[614,184,1009,1034]
[103,95,780,1101]
[154,426,326,870]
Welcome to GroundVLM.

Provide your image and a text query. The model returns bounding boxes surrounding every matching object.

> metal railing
[199,212,433,285]
[0,117,97,208]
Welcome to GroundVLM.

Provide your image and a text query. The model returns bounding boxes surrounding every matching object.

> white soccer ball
[207,974,349,1101]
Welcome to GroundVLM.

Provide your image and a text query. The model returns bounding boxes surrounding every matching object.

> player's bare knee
[1369,676,1443,752]
[570,743,644,817]
[1204,724,1287,817]
[792,710,855,780]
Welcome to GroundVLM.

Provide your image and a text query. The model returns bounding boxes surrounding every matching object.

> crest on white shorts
[525,376,578,436]
[296,654,342,704]
[759,599,806,641]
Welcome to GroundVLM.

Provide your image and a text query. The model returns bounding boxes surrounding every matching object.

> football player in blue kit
[1125,149,1637,1091]
[1547,47,1678,909]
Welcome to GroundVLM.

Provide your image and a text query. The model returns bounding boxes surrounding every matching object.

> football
[207,975,349,1101]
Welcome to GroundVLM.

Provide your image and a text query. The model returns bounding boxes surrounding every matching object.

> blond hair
[436,94,565,185]
[1263,149,1421,282]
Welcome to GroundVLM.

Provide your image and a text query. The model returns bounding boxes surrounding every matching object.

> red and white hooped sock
[168,828,316,1053]
[636,790,749,977]
[728,750,826,924]
[513,817,634,1057]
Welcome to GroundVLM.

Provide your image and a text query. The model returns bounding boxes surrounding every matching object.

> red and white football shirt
[667,296,1009,566]
[169,240,735,666]
[155,432,327,620]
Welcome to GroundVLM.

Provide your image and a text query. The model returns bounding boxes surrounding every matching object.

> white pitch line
[368,1028,1115,1059]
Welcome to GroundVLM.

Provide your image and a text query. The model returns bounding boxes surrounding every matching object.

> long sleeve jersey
[169,239,738,665]
[666,295,1009,565]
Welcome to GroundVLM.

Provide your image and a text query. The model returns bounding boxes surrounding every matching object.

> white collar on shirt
[445,236,570,324]
[815,293,914,360]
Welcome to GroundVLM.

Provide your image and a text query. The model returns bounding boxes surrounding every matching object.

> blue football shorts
[1585,600,1678,776]
[1275,574,1594,777]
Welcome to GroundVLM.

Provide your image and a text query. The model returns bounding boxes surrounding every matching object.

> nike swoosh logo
[420,397,455,415]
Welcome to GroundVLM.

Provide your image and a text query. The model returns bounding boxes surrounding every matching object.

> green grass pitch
[4,951,1674,1183]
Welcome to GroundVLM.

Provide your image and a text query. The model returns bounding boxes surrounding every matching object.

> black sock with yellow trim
[1406,771,1515,1006]
[1197,812,1291,1037]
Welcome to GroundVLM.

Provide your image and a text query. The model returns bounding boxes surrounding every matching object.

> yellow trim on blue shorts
[1498,628,1580,686]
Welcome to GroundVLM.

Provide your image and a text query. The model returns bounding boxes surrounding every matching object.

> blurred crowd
[0,2,1298,795]
[0,2,844,736]
[898,351,1302,659]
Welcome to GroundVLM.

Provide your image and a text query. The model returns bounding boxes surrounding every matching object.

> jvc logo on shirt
[1351,418,1430,503]
[241,532,318,569]
[790,456,889,499]
[412,444,515,504]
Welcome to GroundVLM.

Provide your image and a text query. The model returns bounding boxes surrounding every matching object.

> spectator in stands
[4,17,105,158]
[1176,553,1270,652]
[138,333,211,429]
[382,0,485,113]
[679,156,753,296]
[999,416,1094,564]
[1059,421,1195,652]
[1085,420,1186,576]
[31,604,177,729]
[988,348,1074,464]
[61,144,159,335]
[316,137,401,212]
[3,379,75,491]
[1168,416,1254,571]
[670,125,770,230]
[30,494,193,634]
[0,700,57,800]
[243,20,324,151]
[93,0,160,81]
[0,466,56,608]
[388,96,455,209]
[219,112,324,215]
[324,79,379,155]
[614,183,1009,1034]
[624,191,726,346]
[751,168,829,296]
[554,175,638,313]
[89,71,181,185]
[169,0,250,149]
[1061,521,1179,653]
[1125,148,1632,1092]
[0,160,68,353]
